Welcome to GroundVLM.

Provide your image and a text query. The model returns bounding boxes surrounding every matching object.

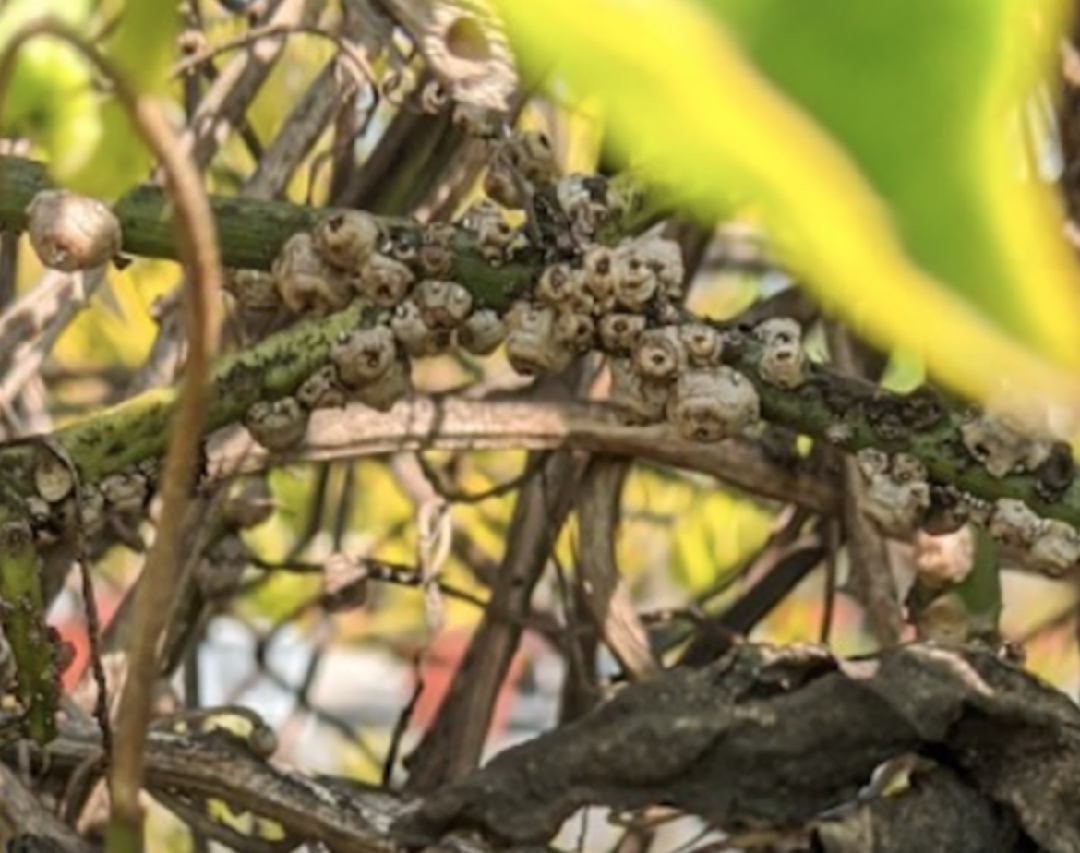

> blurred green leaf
[0,0,100,174]
[59,2,180,196]
[0,1,179,197]
[105,0,177,89]
[496,0,1080,414]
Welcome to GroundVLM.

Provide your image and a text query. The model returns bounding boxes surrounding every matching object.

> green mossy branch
[0,509,57,743]
[740,354,1078,526]
[2,317,1078,537]
[0,155,539,308]
[2,303,367,484]
[0,155,658,309]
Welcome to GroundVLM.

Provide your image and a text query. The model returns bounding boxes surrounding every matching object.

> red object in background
[51,591,122,690]
[408,627,529,740]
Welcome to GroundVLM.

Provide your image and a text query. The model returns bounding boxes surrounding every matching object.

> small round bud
[390,299,429,354]
[633,327,684,382]
[485,130,559,208]
[631,235,684,298]
[484,167,521,210]
[669,366,760,442]
[352,358,411,412]
[554,311,595,353]
[1029,519,1080,577]
[597,313,646,353]
[414,280,474,328]
[296,365,348,410]
[613,246,659,311]
[856,450,930,536]
[505,301,574,375]
[355,253,415,307]
[34,456,74,503]
[462,200,516,261]
[583,246,618,308]
[418,242,455,278]
[247,724,279,759]
[609,357,668,425]
[26,189,121,271]
[506,131,558,184]
[245,397,309,452]
[272,233,352,316]
[313,210,380,271]
[391,300,452,357]
[680,323,723,366]
[537,263,575,305]
[960,413,1053,478]
[100,472,149,514]
[537,264,594,313]
[221,477,275,529]
[331,326,398,388]
[556,174,607,239]
[987,498,1041,550]
[458,308,506,355]
[196,534,248,599]
[756,318,805,389]
[226,269,282,311]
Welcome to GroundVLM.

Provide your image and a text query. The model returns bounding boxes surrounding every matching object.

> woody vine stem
[0,20,221,853]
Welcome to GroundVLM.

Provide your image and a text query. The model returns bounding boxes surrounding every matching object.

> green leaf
[58,3,180,196]
[0,0,100,171]
[105,0,178,90]
[495,0,1080,414]
[0,2,180,198]
[59,98,152,198]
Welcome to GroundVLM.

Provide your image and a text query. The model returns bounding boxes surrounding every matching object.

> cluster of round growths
[480,132,806,443]
[857,447,1080,577]
[511,242,771,443]
[238,202,520,452]
[228,129,816,451]
[24,454,159,546]
[25,458,273,556]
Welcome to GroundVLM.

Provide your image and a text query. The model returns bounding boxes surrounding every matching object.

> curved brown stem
[0,18,222,852]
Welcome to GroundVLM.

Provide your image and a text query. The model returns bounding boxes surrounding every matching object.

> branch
[9,313,1076,536]
[33,727,545,853]
[0,156,314,272]
[0,763,96,853]
[205,398,836,512]
[394,642,1080,852]
[576,458,659,679]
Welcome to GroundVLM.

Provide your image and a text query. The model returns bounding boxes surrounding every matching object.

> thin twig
[172,23,374,87]
[576,458,658,680]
